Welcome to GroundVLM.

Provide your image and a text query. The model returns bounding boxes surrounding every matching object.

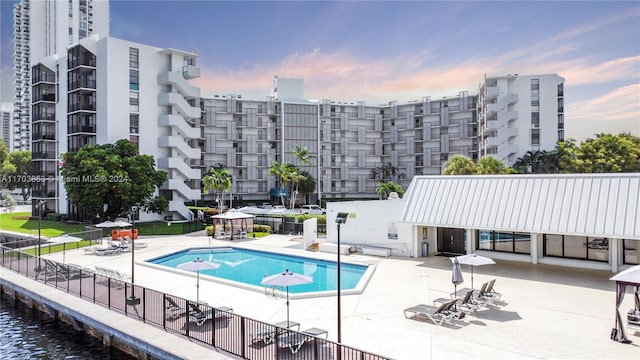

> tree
[0,189,17,212]
[298,170,316,204]
[513,150,560,174]
[60,139,168,220]
[570,133,640,173]
[443,154,475,175]
[202,164,232,211]
[269,160,296,207]
[291,145,315,166]
[475,156,512,174]
[4,150,33,201]
[376,181,404,200]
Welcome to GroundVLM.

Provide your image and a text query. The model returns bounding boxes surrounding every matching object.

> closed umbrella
[453,253,495,289]
[177,257,220,303]
[260,269,313,327]
[48,235,83,263]
[451,258,464,310]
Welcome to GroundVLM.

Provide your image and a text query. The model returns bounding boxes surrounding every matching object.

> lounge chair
[165,296,187,318]
[458,289,480,312]
[187,303,233,326]
[251,320,300,344]
[404,299,462,325]
[484,279,501,300]
[277,327,328,354]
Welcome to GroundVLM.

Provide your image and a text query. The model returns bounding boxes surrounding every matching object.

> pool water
[147,247,369,294]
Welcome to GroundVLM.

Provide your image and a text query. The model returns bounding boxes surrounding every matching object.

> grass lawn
[0,212,206,238]
[0,212,87,237]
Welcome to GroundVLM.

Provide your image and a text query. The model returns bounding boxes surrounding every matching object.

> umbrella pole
[196,271,200,303]
[286,286,290,327]
[471,266,474,289]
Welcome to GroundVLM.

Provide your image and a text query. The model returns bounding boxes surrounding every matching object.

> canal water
[0,293,136,360]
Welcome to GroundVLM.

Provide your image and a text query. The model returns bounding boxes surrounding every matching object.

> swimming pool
[146,247,373,296]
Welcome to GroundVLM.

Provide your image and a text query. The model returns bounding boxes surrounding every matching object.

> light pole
[131,205,137,284]
[37,200,46,271]
[127,205,140,306]
[335,212,349,344]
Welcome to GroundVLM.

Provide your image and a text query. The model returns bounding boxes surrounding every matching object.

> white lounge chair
[404,299,462,325]
[277,327,328,354]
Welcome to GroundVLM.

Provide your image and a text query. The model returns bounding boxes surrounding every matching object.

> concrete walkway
[41,232,640,359]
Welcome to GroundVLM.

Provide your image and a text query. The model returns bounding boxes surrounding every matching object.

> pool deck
[40,232,640,359]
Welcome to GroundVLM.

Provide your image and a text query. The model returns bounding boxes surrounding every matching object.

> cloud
[566,84,640,140]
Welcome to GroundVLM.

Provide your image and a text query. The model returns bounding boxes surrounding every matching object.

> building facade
[202,75,562,209]
[324,173,640,272]
[31,36,202,220]
[0,104,12,149]
[13,0,109,151]
[477,74,565,164]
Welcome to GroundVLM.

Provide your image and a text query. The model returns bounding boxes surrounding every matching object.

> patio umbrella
[453,253,495,289]
[260,269,313,327]
[177,257,220,303]
[451,258,464,310]
[48,235,83,263]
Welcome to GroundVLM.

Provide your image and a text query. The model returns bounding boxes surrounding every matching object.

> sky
[1,0,639,141]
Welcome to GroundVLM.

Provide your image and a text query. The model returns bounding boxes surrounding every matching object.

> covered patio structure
[211,210,254,240]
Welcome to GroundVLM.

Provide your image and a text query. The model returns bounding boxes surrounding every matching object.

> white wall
[325,199,413,257]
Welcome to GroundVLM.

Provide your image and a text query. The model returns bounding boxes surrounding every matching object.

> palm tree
[376,181,404,200]
[269,160,296,207]
[443,154,475,175]
[291,145,315,166]
[202,165,232,211]
[475,156,509,174]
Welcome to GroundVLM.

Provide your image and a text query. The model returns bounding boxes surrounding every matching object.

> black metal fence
[0,246,390,360]
[254,216,327,235]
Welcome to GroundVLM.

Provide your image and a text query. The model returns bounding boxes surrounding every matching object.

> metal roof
[402,173,640,239]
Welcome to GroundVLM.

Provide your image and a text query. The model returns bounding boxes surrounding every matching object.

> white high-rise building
[13,0,109,151]
[31,36,202,220]
[0,103,12,149]
[477,74,565,164]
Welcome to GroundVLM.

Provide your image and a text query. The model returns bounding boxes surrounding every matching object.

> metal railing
[0,246,390,360]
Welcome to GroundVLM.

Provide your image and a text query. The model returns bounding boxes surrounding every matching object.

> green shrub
[46,212,64,221]
[253,224,272,233]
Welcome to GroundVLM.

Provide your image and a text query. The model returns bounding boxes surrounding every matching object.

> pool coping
[139,246,377,300]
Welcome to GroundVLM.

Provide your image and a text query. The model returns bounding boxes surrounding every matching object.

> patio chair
[458,289,480,312]
[404,299,461,325]
[484,279,501,300]
[187,303,233,326]
[251,320,301,344]
[277,327,328,354]
[165,296,187,319]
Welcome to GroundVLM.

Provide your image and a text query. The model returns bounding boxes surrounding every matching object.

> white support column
[531,233,540,264]
[465,229,475,254]
[610,238,619,273]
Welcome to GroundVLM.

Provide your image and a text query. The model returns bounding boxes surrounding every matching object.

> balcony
[157,93,200,119]
[158,136,201,159]
[158,72,200,99]
[182,65,201,80]
[158,114,200,139]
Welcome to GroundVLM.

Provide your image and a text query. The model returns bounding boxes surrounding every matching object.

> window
[476,230,530,254]
[531,79,539,90]
[531,112,540,127]
[557,114,564,129]
[129,48,139,69]
[130,114,139,134]
[531,96,539,107]
[129,91,139,113]
[129,69,139,90]
[543,234,609,262]
[531,129,540,145]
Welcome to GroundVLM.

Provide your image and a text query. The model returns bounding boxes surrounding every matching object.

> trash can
[422,241,429,257]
